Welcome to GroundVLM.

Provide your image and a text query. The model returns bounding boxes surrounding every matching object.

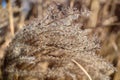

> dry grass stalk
[69,0,75,8]
[8,0,14,36]
[113,57,120,80]
[87,0,100,28]
[38,0,43,18]
[72,59,92,80]
[110,0,117,16]
[0,34,11,59]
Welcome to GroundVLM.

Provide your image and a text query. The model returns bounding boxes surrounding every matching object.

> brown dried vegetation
[0,0,120,80]
[3,5,115,80]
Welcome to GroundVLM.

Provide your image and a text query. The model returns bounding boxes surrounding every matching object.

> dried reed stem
[72,59,92,80]
[110,0,117,16]
[0,0,14,59]
[38,0,43,18]
[8,0,14,36]
[87,0,100,28]
[70,0,75,8]
[113,57,120,80]
[0,33,11,59]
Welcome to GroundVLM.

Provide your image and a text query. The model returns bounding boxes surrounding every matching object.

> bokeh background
[0,0,120,80]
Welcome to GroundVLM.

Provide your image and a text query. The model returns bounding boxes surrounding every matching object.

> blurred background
[0,0,120,80]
